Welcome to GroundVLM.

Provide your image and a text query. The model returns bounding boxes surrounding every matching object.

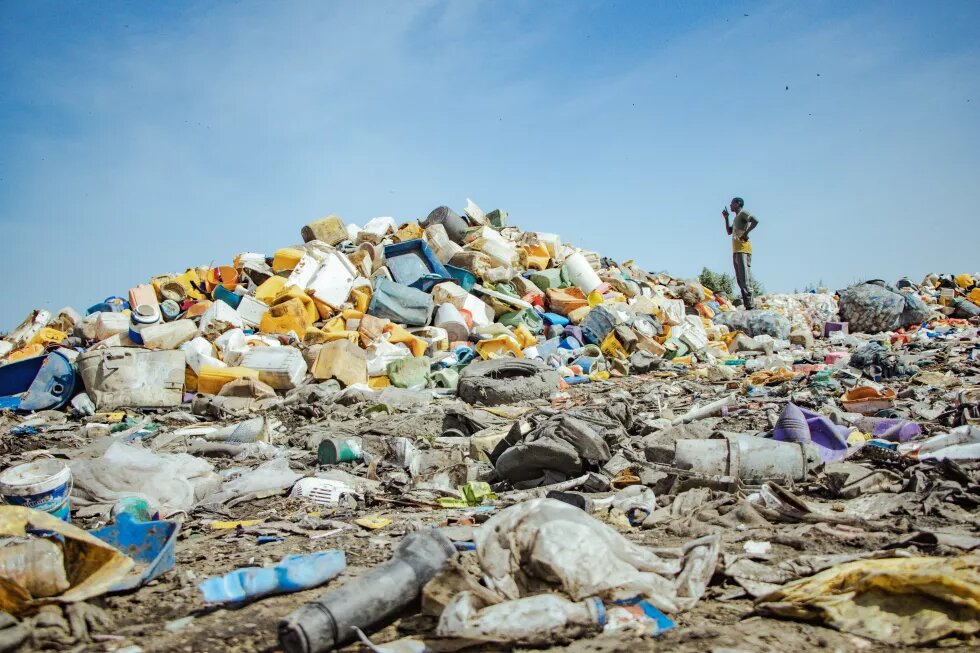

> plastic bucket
[318,437,363,465]
[160,299,182,321]
[0,459,72,522]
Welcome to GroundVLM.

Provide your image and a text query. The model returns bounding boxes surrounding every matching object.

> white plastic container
[76,347,186,409]
[240,346,308,389]
[181,337,226,374]
[409,326,450,355]
[285,254,320,290]
[290,478,355,507]
[139,319,198,350]
[236,295,270,328]
[307,251,358,309]
[565,252,602,294]
[434,303,470,342]
[462,293,495,328]
[472,238,519,268]
[0,459,73,522]
[7,310,52,347]
[95,312,131,342]
[357,216,396,244]
[535,232,564,262]
[432,282,470,309]
[129,303,162,343]
[199,301,243,337]
[424,224,463,264]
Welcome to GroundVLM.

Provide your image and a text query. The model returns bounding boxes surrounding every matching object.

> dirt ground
[3,345,979,653]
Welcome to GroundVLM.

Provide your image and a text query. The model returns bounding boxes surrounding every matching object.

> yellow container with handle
[197,366,260,395]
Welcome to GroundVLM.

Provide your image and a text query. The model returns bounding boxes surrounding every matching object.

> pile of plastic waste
[1,200,979,653]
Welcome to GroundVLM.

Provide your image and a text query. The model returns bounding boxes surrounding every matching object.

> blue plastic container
[0,350,76,412]
[90,513,180,592]
[445,265,476,291]
[86,296,130,316]
[384,239,451,291]
[214,285,242,309]
[541,312,571,327]
[368,278,434,327]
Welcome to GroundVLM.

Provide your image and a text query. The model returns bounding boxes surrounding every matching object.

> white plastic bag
[474,498,719,613]
[69,441,218,516]
[203,458,303,505]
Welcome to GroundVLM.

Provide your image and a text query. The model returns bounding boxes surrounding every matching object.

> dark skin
[722,199,759,239]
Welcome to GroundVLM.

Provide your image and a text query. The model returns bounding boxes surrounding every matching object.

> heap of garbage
[1,200,979,652]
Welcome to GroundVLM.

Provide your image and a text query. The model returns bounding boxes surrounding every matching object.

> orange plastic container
[205,266,240,293]
[129,284,160,309]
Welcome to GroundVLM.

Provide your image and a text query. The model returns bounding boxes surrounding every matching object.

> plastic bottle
[437,591,604,645]
[279,530,456,653]
[200,550,346,604]
[564,252,602,294]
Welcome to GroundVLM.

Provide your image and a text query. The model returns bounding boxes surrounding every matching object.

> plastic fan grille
[290,478,350,506]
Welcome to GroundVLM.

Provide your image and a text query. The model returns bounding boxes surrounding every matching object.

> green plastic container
[318,437,363,465]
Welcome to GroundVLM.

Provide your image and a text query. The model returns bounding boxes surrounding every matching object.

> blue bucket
[0,459,72,522]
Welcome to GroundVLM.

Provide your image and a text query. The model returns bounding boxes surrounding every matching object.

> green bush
[699,267,735,300]
[700,266,765,301]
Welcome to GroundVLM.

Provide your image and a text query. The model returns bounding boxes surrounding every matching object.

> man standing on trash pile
[722,196,759,309]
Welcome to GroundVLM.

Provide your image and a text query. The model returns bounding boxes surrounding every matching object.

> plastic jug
[260,298,312,336]
[273,247,305,272]
[311,340,368,387]
[256,276,287,304]
[96,312,132,341]
[197,366,261,396]
[306,251,358,310]
[368,279,434,327]
[138,320,198,350]
[236,296,271,327]
[476,335,524,360]
[240,347,308,390]
[301,215,347,246]
[565,252,601,294]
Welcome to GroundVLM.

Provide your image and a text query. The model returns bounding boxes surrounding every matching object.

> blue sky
[1,0,978,330]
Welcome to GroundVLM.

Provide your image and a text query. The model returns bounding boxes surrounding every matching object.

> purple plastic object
[855,417,921,443]
[774,403,849,463]
[823,321,849,338]
[564,325,584,345]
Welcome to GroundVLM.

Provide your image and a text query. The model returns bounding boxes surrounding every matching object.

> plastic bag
[838,281,930,334]
[713,309,791,339]
[203,458,303,505]
[70,442,218,517]
[474,498,719,613]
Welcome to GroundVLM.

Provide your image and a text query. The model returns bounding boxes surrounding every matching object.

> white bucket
[0,459,72,522]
